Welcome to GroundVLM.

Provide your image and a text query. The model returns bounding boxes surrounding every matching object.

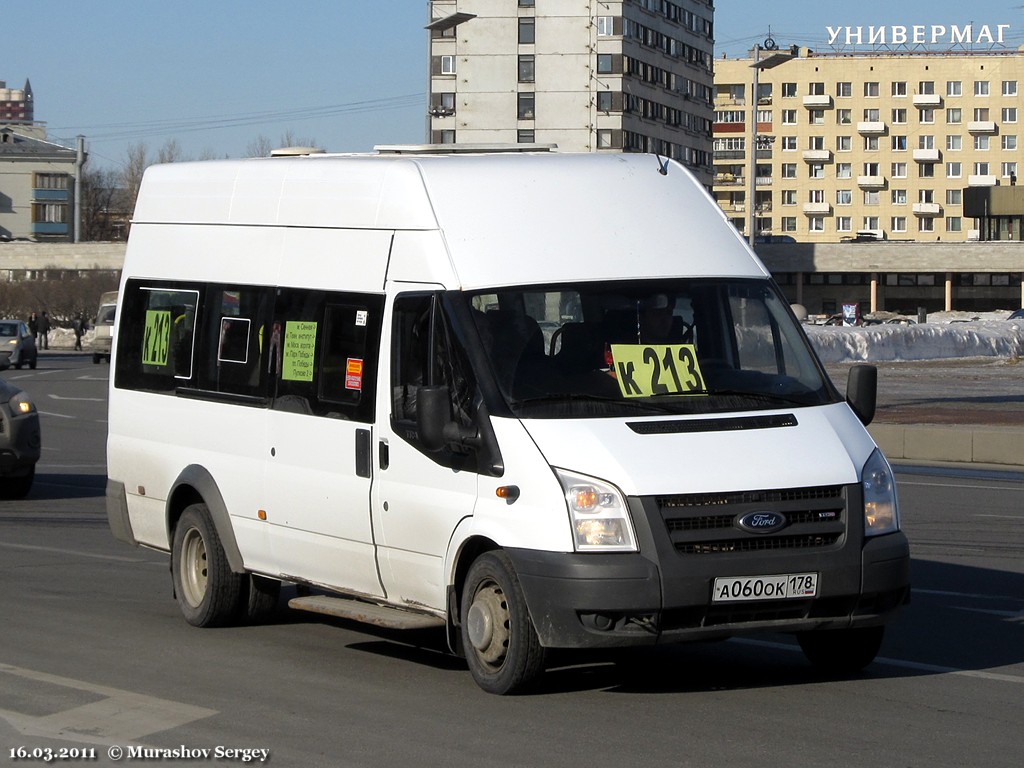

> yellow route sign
[609,344,706,398]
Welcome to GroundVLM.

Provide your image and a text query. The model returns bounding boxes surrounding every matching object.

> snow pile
[804,312,1024,363]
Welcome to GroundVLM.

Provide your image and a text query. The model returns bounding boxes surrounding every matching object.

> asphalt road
[1,355,1022,768]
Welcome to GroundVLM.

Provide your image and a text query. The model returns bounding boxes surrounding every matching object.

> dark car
[0,319,38,369]
[1008,309,1024,320]
[0,365,41,498]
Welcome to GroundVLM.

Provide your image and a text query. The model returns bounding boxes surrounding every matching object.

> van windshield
[464,278,838,418]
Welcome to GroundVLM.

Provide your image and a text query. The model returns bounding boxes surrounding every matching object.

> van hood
[518,403,877,496]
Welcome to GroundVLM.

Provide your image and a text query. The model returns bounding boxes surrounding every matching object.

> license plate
[712,573,818,603]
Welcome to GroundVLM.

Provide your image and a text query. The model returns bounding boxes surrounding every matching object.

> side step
[288,595,445,631]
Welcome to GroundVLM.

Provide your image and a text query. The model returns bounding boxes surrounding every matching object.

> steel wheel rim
[179,526,208,608]
[467,579,510,668]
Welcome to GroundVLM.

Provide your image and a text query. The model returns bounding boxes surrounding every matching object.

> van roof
[131,152,767,288]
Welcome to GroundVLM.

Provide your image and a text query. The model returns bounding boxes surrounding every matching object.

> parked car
[1008,308,1024,320]
[0,364,41,498]
[0,319,37,369]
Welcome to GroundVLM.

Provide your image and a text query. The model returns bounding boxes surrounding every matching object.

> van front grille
[657,484,849,556]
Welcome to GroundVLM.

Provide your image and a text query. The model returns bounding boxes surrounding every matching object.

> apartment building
[713,47,1024,244]
[427,0,715,183]
[0,80,33,125]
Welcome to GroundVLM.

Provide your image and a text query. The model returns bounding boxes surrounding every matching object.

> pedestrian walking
[38,311,50,350]
[28,312,38,340]
[73,313,86,351]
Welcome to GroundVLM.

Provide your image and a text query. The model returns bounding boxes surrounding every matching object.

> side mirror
[417,385,451,452]
[846,364,877,426]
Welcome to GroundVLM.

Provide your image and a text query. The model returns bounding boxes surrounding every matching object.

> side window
[271,288,383,422]
[115,279,200,392]
[195,285,274,398]
[391,293,477,450]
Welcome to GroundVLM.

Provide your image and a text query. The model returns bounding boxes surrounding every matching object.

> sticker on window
[345,358,364,391]
[282,321,317,382]
[143,309,171,367]
[608,344,706,398]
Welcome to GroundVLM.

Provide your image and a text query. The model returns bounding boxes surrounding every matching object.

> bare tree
[80,167,129,241]
[246,135,274,158]
[121,142,149,212]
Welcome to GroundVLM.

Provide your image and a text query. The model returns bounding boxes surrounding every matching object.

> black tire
[0,468,34,500]
[238,574,281,623]
[171,503,242,627]
[798,625,884,675]
[461,551,546,695]
[92,354,100,364]
[28,355,36,370]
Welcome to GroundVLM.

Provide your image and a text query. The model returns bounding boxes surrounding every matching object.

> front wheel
[171,503,242,627]
[461,551,546,695]
[798,625,884,675]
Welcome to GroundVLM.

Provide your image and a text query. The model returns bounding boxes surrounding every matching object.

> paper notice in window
[282,321,317,382]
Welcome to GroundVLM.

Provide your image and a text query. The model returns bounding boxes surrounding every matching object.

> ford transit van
[106,148,909,694]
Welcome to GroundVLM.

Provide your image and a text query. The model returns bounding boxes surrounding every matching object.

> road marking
[734,638,1024,685]
[915,587,1024,602]
[37,410,74,419]
[0,542,156,563]
[0,664,216,745]
[48,394,106,402]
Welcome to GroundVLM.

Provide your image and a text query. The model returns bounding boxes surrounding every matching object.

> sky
[4,1,1023,171]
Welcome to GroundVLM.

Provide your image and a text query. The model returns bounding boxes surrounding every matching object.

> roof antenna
[655,154,669,175]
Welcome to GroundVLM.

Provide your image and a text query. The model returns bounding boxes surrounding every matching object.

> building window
[974,107,990,122]
[864,82,879,97]
[596,129,620,149]
[836,163,852,179]
[891,135,907,151]
[782,109,797,125]
[809,217,825,232]
[946,162,962,178]
[432,129,456,144]
[1002,162,1018,179]
[974,80,990,96]
[946,80,962,97]
[31,202,68,223]
[836,135,851,152]
[837,81,851,97]
[946,217,962,232]
[891,162,908,178]
[836,189,852,205]
[863,136,879,151]
[891,189,907,205]
[810,109,825,125]
[946,135,962,151]
[781,217,797,232]
[946,108,961,124]
[917,81,934,95]
[919,163,935,178]
[837,109,852,125]
[517,92,535,120]
[974,162,990,175]
[596,16,614,36]
[974,135,990,151]
[892,108,907,124]
[518,55,535,82]
[781,136,797,151]
[863,216,880,231]
[782,82,797,98]
[808,163,825,179]
[891,217,907,233]
[919,218,935,233]
[863,190,880,205]
[919,108,935,124]
[519,0,535,5]
[781,189,797,205]
[1002,135,1017,151]
[517,129,535,143]
[440,55,456,75]
[781,163,797,179]
[837,217,852,232]
[1002,107,1017,123]
[34,173,69,190]
[1003,80,1018,97]
[947,189,962,205]
[597,53,614,74]
[892,81,908,97]
[518,18,535,44]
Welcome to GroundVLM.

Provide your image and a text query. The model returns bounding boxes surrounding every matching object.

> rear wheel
[461,551,546,695]
[171,503,242,627]
[0,469,34,499]
[798,625,884,675]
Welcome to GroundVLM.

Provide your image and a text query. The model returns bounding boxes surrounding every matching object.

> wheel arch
[167,465,246,574]
[445,533,500,655]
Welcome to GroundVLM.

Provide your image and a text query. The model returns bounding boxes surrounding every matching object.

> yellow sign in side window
[282,321,318,382]
[609,344,706,398]
[142,309,171,367]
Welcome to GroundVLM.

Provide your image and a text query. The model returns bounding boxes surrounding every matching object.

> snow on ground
[804,311,1024,363]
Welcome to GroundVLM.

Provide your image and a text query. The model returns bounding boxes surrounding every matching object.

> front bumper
[507,487,911,649]
[0,407,41,475]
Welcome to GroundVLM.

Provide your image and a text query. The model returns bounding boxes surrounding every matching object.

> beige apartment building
[427,0,716,184]
[713,47,1024,245]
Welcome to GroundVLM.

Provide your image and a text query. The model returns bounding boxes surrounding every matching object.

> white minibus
[106,147,909,694]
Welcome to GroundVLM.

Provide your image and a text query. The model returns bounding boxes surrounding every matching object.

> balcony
[912,202,942,216]
[912,148,940,163]
[803,94,833,109]
[968,175,997,187]
[857,175,886,189]
[912,93,942,107]
[802,149,833,162]
[968,121,997,134]
[714,173,745,186]
[802,202,832,215]
[857,121,886,135]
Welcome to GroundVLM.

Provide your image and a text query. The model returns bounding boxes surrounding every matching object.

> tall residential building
[713,47,1024,244]
[0,80,33,125]
[427,0,715,183]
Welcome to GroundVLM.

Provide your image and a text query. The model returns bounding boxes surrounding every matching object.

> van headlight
[862,448,900,536]
[556,469,637,552]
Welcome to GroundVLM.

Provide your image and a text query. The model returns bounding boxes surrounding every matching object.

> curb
[870,423,1024,470]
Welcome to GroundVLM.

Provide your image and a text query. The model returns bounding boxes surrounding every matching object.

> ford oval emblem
[736,511,787,534]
